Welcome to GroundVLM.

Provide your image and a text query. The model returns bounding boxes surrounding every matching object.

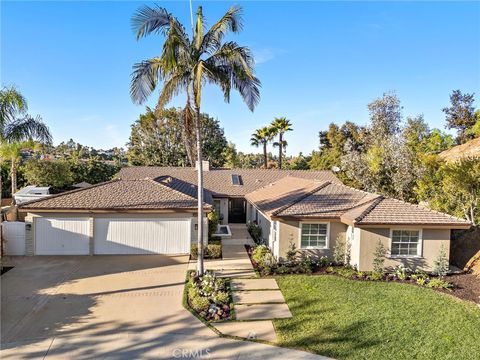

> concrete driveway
[1,256,329,360]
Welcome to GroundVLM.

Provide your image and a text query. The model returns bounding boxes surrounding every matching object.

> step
[231,279,279,290]
[235,303,292,320]
[233,290,285,304]
[213,320,277,342]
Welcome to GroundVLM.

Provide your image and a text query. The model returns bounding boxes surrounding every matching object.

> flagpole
[189,0,194,32]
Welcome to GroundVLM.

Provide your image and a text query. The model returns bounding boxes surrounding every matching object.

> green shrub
[337,267,356,279]
[191,244,222,259]
[372,240,387,273]
[416,277,427,286]
[432,244,449,277]
[298,255,313,274]
[333,236,347,266]
[247,223,263,244]
[326,266,335,273]
[392,264,411,280]
[367,271,384,281]
[213,291,230,304]
[427,278,453,290]
[285,242,298,263]
[209,236,222,245]
[208,211,220,239]
[190,294,210,312]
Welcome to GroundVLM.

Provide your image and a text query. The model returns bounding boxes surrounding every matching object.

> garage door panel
[35,218,90,255]
[94,218,191,255]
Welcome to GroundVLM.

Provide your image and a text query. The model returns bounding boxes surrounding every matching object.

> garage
[94,217,192,254]
[35,217,90,255]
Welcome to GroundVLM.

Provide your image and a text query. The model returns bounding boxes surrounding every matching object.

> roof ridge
[353,196,385,223]
[272,181,331,216]
[18,179,120,208]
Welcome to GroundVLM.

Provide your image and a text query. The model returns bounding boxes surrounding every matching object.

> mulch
[444,273,480,304]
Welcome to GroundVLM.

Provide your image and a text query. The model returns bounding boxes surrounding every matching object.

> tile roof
[19,178,213,211]
[118,167,341,197]
[244,177,328,216]
[350,198,471,227]
[246,177,470,227]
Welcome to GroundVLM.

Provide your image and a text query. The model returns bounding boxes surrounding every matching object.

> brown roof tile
[20,178,212,211]
[118,167,341,197]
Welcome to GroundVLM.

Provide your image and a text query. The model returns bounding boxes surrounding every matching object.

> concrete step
[233,290,285,304]
[235,304,292,320]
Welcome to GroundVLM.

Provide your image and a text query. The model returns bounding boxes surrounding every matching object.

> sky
[2,1,479,155]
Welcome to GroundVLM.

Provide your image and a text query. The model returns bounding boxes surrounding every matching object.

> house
[18,164,470,271]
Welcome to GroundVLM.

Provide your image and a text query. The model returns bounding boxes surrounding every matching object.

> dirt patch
[444,273,480,304]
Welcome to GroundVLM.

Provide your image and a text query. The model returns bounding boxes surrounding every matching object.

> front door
[229,198,246,223]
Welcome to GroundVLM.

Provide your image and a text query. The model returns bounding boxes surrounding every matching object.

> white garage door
[35,217,90,255]
[94,218,191,254]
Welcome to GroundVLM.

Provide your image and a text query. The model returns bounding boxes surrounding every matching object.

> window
[231,174,242,185]
[390,230,422,257]
[300,223,329,249]
[214,199,221,214]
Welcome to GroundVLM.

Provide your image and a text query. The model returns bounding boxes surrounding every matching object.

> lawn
[274,275,480,360]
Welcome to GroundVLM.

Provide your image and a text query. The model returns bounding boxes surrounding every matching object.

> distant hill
[438,137,480,162]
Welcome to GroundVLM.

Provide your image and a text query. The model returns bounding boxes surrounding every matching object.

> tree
[130,5,260,274]
[0,86,52,202]
[23,159,73,190]
[442,90,477,144]
[69,157,119,185]
[221,142,240,168]
[250,126,274,169]
[270,117,293,169]
[127,107,227,167]
[368,92,402,145]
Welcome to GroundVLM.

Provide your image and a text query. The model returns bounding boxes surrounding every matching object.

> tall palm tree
[0,86,52,202]
[251,126,274,169]
[271,117,293,169]
[130,5,260,275]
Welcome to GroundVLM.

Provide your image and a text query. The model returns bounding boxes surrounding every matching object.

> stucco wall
[25,212,207,255]
[357,227,451,271]
[257,210,271,245]
[278,220,347,260]
[215,198,229,225]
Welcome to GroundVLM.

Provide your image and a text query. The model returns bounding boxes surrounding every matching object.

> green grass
[274,275,480,360]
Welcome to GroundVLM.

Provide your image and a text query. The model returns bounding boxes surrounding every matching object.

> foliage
[285,242,298,263]
[247,222,263,244]
[333,235,348,266]
[372,240,386,273]
[392,264,411,280]
[274,275,480,360]
[270,117,293,169]
[207,211,220,239]
[127,107,228,167]
[426,278,453,290]
[432,245,450,277]
[189,291,211,313]
[416,157,480,225]
[252,245,277,275]
[250,126,275,169]
[68,157,119,185]
[442,90,477,144]
[191,244,222,259]
[22,159,73,190]
[283,152,311,170]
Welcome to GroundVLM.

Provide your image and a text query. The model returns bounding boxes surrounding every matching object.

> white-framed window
[390,229,422,257]
[300,222,329,249]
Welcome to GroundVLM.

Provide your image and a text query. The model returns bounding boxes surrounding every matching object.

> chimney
[195,160,210,171]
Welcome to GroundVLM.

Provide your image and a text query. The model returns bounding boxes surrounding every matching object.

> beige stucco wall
[24,211,206,256]
[278,220,347,260]
[357,227,451,271]
[214,198,229,225]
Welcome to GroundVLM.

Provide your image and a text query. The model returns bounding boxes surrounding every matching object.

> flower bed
[190,243,222,260]
[185,271,233,321]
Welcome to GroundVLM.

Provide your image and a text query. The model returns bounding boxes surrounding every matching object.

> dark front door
[229,198,246,223]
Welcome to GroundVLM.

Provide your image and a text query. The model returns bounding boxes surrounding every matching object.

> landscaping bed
[190,238,222,260]
[246,243,480,304]
[185,270,234,322]
[274,275,480,360]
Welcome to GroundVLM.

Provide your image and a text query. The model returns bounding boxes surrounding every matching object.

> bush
[285,242,298,263]
[432,244,449,277]
[333,236,347,265]
[392,264,411,280]
[207,211,220,239]
[191,244,222,259]
[247,223,263,244]
[372,240,387,273]
[212,291,230,305]
[190,294,210,312]
[416,277,427,286]
[367,272,384,281]
[252,245,277,275]
[427,278,453,290]
[337,267,356,279]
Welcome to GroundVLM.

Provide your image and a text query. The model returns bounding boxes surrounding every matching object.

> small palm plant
[250,126,274,169]
[130,5,261,274]
[270,117,293,169]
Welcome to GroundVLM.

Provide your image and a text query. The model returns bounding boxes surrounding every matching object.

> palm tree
[251,126,274,169]
[271,117,293,169]
[0,86,52,202]
[130,5,260,275]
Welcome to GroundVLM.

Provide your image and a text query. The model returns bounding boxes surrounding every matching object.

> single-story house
[19,163,470,271]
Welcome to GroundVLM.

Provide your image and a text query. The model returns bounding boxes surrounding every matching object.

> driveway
[1,256,329,359]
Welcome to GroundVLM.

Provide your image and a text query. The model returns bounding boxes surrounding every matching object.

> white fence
[2,221,26,255]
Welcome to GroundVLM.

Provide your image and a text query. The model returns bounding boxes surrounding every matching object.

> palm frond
[130,58,164,104]
[4,115,52,144]
[0,86,28,131]
[201,6,242,54]
[131,5,171,40]
[194,6,205,51]
[156,70,190,110]
[161,19,191,73]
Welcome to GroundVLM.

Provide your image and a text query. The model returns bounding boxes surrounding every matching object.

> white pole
[189,0,194,32]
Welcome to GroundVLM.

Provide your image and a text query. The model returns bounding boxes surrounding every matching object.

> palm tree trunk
[11,157,17,197]
[278,133,283,169]
[195,106,205,275]
[263,143,268,169]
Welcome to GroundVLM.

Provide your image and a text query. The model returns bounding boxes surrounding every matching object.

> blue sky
[2,1,479,155]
